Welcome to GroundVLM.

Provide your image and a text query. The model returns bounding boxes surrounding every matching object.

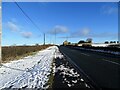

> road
[59,46,120,88]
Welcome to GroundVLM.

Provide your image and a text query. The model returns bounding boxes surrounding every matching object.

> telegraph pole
[66,36,68,41]
[44,33,45,45]
[55,29,56,45]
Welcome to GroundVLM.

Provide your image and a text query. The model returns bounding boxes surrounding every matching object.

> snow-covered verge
[0,46,60,89]
[56,64,90,88]
[52,51,91,88]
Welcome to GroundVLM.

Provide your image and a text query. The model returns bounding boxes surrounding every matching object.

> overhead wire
[14,1,47,44]
[14,1,42,34]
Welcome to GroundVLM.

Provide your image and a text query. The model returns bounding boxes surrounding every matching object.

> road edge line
[58,46,101,90]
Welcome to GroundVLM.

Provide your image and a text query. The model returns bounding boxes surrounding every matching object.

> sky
[2,2,118,46]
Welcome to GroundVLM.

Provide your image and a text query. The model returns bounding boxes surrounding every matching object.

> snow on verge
[0,46,61,89]
[56,62,90,88]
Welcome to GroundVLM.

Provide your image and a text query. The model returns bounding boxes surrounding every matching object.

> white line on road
[80,53,90,56]
[102,59,120,66]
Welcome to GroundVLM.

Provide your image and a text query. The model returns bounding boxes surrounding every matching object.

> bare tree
[86,38,92,43]
[104,41,109,44]
[78,40,85,44]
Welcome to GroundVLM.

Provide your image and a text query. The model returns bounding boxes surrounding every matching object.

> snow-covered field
[91,43,109,47]
[0,46,61,89]
[92,43,120,47]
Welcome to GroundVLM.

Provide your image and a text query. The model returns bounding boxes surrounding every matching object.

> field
[2,45,52,63]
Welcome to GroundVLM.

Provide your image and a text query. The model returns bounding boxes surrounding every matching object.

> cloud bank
[6,20,33,39]
[7,21,19,32]
[101,4,118,15]
[20,31,32,38]
[49,25,68,35]
[59,27,117,39]
[70,28,90,38]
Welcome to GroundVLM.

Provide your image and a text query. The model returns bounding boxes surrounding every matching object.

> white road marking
[102,59,120,66]
[80,53,90,56]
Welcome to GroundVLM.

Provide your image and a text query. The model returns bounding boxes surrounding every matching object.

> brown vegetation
[2,45,53,63]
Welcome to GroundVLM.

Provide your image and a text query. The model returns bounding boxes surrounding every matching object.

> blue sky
[2,2,118,46]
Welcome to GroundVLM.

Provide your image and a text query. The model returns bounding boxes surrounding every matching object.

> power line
[14,1,42,33]
[14,1,47,45]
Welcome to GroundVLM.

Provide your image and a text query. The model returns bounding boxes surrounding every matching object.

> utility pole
[44,33,45,45]
[55,29,56,45]
[66,36,68,41]
[49,35,51,45]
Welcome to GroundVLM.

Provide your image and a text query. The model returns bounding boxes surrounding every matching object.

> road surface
[59,46,120,88]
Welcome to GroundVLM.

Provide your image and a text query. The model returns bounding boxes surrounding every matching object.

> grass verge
[2,45,53,63]
[46,59,55,90]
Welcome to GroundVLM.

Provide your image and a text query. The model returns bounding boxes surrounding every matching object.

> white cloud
[107,7,118,14]
[0,6,1,23]
[91,32,118,38]
[60,27,117,39]
[80,28,90,36]
[101,5,118,15]
[7,21,19,32]
[49,25,68,34]
[20,31,32,38]
[11,18,17,23]
[71,28,90,38]
[0,3,1,9]
[6,20,33,38]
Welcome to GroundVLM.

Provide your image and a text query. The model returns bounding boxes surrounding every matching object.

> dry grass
[2,44,53,63]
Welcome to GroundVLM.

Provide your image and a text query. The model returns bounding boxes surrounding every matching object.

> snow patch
[0,46,60,89]
[56,64,87,87]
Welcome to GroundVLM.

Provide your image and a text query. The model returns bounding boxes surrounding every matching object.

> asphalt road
[59,46,120,88]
